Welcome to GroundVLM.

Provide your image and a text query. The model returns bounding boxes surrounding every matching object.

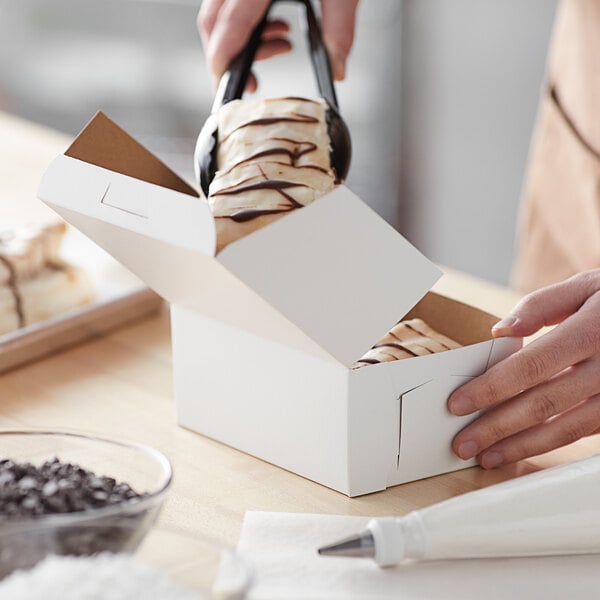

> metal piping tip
[318,530,375,558]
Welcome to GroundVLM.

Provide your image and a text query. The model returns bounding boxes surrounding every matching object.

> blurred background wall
[0,0,556,286]
[399,1,556,285]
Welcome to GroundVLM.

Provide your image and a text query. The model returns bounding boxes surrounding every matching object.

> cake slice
[209,96,337,253]
[0,222,94,335]
[0,221,66,285]
[352,318,462,368]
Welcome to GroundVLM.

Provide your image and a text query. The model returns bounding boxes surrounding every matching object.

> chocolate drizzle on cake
[354,358,380,366]
[222,114,320,143]
[0,255,24,328]
[212,162,308,221]
[372,342,420,358]
[369,321,454,361]
[404,321,453,350]
[227,207,292,223]
[280,96,320,104]
[229,138,319,170]
[220,160,329,180]
[212,180,306,222]
[212,179,307,200]
[271,138,318,159]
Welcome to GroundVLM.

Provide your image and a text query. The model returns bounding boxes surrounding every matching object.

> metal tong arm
[210,0,340,113]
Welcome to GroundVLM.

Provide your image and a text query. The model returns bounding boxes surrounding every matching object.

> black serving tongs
[194,0,352,197]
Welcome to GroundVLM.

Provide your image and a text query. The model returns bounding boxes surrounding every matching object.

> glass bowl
[137,526,253,599]
[0,429,172,579]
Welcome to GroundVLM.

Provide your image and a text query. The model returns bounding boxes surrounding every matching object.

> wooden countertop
[1,112,599,552]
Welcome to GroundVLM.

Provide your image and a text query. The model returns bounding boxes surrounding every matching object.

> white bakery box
[38,112,522,497]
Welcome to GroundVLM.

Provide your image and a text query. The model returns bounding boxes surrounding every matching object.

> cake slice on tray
[0,221,94,335]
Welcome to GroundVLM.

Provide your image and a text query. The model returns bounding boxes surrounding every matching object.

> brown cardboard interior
[404,291,498,346]
[65,112,199,198]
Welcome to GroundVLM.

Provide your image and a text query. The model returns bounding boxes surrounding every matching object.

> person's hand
[448,270,600,469]
[198,0,359,91]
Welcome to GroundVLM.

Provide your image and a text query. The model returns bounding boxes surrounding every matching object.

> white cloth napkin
[237,511,600,600]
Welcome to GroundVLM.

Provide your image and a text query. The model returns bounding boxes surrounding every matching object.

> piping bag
[319,454,600,566]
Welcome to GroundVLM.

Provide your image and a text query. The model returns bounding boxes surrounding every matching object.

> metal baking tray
[0,227,163,373]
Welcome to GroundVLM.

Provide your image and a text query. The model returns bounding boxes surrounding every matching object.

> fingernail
[332,56,345,80]
[492,315,518,334]
[448,394,473,415]
[457,440,478,460]
[326,46,346,80]
[481,451,503,469]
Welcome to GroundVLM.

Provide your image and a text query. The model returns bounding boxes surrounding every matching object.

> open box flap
[38,154,218,288]
[38,111,222,300]
[39,155,337,361]
[40,111,217,258]
[65,111,199,198]
[219,186,442,366]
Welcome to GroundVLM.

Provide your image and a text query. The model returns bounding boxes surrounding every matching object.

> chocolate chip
[88,476,106,490]
[0,471,15,486]
[42,480,59,497]
[21,496,40,511]
[17,476,37,491]
[42,495,66,512]
[91,491,109,503]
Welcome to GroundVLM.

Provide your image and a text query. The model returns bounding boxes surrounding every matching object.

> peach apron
[512,0,600,292]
